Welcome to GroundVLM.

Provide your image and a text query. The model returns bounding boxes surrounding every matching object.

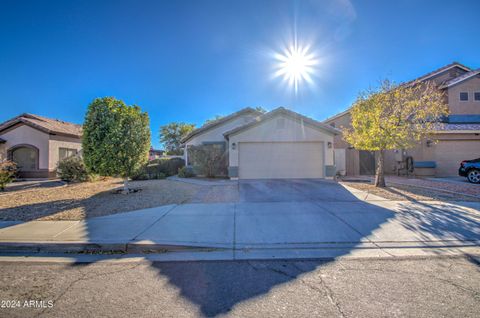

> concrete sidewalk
[1,195,479,260]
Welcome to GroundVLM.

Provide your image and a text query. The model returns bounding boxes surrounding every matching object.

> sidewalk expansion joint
[311,201,397,258]
[130,204,178,241]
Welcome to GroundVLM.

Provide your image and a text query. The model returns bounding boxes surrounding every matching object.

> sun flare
[274,43,318,93]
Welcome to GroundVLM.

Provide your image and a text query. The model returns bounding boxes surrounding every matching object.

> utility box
[394,149,407,162]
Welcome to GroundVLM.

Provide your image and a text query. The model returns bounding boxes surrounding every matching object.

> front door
[359,150,375,175]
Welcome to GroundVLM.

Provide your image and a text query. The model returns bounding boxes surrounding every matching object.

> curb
[1,240,479,255]
[0,241,224,254]
[0,242,127,254]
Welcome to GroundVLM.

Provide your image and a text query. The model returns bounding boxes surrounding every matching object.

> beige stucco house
[181,107,339,179]
[0,113,82,178]
[324,62,480,177]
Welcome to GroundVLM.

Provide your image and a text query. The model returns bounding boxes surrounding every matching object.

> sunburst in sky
[273,42,318,94]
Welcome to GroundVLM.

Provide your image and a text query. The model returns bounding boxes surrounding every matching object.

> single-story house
[0,113,82,178]
[181,107,339,179]
[324,62,480,177]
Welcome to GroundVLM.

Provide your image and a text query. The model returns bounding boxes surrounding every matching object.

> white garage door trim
[238,141,325,179]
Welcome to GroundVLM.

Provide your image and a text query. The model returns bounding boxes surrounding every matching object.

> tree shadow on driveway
[394,201,480,242]
[1,180,480,316]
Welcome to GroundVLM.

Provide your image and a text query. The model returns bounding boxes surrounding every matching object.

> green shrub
[0,160,17,191]
[57,156,90,182]
[131,158,183,180]
[189,144,227,177]
[131,167,149,181]
[82,97,151,192]
[148,158,185,176]
[178,166,195,178]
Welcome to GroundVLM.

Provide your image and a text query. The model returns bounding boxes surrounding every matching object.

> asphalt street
[0,256,479,317]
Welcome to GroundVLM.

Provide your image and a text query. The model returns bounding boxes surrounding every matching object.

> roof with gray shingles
[180,107,263,143]
[439,69,480,89]
[223,107,340,137]
[0,113,82,138]
[434,123,480,132]
[402,61,471,87]
[323,62,473,123]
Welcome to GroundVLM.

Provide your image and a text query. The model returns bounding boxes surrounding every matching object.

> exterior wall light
[231,142,236,150]
[426,140,433,147]
[327,142,332,149]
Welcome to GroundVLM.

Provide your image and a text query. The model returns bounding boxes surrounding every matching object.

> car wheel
[467,169,480,183]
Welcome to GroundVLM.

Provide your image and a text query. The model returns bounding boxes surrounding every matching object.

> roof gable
[403,62,471,87]
[0,113,82,138]
[322,62,473,123]
[224,107,340,137]
[439,70,480,89]
[180,107,263,143]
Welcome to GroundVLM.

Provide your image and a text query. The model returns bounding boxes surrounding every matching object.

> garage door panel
[435,140,480,176]
[239,142,324,179]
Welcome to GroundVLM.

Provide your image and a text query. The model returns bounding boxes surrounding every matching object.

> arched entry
[8,144,39,171]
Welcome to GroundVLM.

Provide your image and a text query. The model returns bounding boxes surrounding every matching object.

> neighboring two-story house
[181,107,339,179]
[324,62,480,177]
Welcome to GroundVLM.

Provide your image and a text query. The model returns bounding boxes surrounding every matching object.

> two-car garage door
[238,142,324,179]
[434,140,480,176]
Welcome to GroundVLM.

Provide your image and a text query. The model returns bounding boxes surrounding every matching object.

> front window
[459,92,468,101]
[11,147,37,170]
[59,148,78,160]
[475,92,480,101]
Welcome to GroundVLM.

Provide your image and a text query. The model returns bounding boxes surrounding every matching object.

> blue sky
[1,0,479,148]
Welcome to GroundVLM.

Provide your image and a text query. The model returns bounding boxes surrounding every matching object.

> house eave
[0,120,81,139]
[438,70,480,89]
[180,107,263,144]
[433,130,480,134]
[224,107,340,138]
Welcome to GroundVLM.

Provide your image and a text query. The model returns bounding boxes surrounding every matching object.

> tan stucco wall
[0,124,50,170]
[48,135,82,170]
[381,133,480,177]
[323,66,479,177]
[447,75,480,115]
[325,112,352,149]
[228,114,335,168]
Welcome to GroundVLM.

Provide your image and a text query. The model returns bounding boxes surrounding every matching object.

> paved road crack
[36,263,142,318]
[249,261,347,318]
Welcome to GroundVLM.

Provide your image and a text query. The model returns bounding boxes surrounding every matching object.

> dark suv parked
[459,158,480,183]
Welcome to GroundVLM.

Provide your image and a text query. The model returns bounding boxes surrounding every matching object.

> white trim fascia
[433,130,480,134]
[418,64,470,83]
[439,70,480,89]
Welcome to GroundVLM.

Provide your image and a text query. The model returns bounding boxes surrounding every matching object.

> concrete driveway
[239,179,367,202]
[1,179,479,259]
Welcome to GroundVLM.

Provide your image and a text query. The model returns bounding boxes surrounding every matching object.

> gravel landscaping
[0,178,201,221]
[342,181,480,202]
